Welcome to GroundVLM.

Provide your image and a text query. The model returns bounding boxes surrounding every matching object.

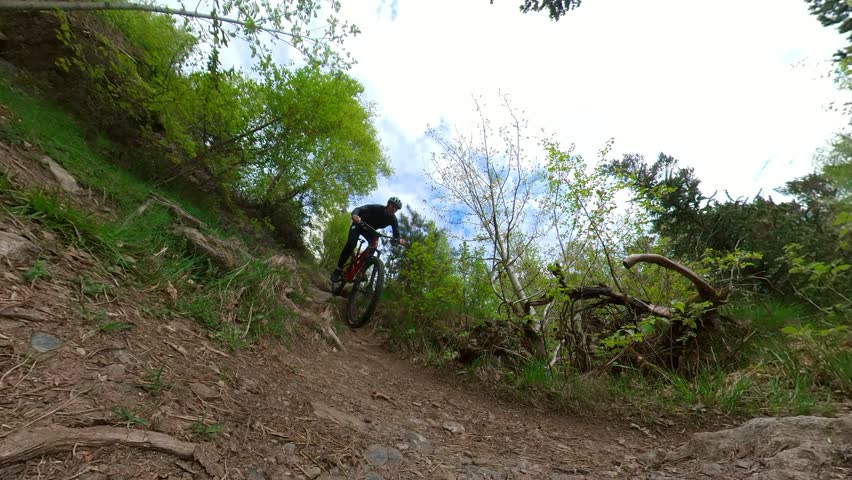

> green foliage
[608,153,846,297]
[81,278,111,297]
[176,259,295,349]
[724,300,810,332]
[190,416,222,439]
[494,0,584,21]
[785,243,851,315]
[3,9,383,251]
[112,407,150,426]
[1,67,298,354]
[804,0,852,62]
[235,65,391,213]
[454,242,498,318]
[0,77,149,210]
[12,190,121,261]
[780,324,851,393]
[23,260,50,282]
[517,358,550,387]
[139,365,169,396]
[318,209,354,269]
[98,321,134,332]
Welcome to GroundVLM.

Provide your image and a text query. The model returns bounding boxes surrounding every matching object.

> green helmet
[388,196,402,209]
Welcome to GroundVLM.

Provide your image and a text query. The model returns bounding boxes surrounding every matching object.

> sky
[322,0,850,219]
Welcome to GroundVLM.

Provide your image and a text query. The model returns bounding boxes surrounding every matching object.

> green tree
[804,0,852,61]
[455,242,499,318]
[608,152,847,295]
[491,0,584,20]
[395,222,463,326]
[0,0,357,69]
[233,66,390,214]
[318,209,354,269]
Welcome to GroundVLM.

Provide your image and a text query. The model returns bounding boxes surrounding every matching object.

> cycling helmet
[388,196,402,209]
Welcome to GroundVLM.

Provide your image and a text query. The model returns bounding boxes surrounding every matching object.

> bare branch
[0,1,291,36]
[622,254,725,303]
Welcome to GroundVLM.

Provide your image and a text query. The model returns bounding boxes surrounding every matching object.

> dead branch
[566,285,673,318]
[623,254,725,303]
[133,193,206,230]
[0,1,292,36]
[0,307,47,322]
[0,426,197,466]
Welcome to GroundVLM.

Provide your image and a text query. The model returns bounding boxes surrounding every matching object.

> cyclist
[331,197,407,283]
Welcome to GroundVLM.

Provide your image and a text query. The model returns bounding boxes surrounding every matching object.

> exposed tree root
[0,426,197,467]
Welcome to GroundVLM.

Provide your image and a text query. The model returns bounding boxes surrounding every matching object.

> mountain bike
[331,222,399,328]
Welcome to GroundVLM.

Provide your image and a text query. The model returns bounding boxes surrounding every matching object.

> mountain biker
[331,197,407,283]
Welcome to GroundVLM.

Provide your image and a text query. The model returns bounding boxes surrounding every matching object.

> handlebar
[358,221,404,245]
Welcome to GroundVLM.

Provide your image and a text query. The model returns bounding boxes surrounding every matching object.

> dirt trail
[275,327,664,479]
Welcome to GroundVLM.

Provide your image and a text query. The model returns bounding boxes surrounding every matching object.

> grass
[190,414,222,439]
[0,77,149,211]
[724,300,812,332]
[98,321,134,332]
[112,407,151,427]
[23,259,50,282]
[139,365,169,396]
[0,73,298,351]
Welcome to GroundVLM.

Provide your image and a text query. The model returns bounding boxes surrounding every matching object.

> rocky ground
[0,139,850,480]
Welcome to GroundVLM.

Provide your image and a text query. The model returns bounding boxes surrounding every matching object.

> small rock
[700,463,723,476]
[365,445,388,466]
[30,332,61,353]
[104,364,125,382]
[307,286,332,303]
[113,349,134,365]
[386,448,403,465]
[442,421,465,434]
[0,231,35,263]
[364,474,384,480]
[189,382,219,400]
[638,449,666,467]
[40,155,81,194]
[304,466,321,479]
[402,431,433,453]
[734,459,754,469]
[242,378,261,393]
[246,467,266,480]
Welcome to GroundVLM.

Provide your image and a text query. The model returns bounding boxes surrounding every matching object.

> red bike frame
[342,237,379,283]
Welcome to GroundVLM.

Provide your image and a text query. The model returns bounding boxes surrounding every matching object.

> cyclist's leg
[333,223,361,281]
[365,231,380,250]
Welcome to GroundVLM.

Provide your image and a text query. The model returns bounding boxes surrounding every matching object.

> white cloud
[338,0,850,218]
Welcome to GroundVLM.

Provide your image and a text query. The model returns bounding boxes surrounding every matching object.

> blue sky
[331,0,850,222]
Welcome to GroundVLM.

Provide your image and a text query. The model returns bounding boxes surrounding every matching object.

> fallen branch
[0,426,197,466]
[0,307,47,322]
[132,193,206,230]
[623,254,725,303]
[567,285,673,318]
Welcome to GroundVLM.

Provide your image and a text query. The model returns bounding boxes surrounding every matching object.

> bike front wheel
[346,256,384,328]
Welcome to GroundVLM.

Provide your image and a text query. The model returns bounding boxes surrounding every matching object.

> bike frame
[342,237,379,283]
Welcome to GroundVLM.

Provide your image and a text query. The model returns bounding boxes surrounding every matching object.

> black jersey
[351,204,400,239]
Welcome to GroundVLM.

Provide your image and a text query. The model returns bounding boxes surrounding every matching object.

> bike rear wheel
[346,256,384,328]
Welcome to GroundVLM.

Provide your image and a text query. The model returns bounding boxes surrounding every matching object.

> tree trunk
[0,1,290,35]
